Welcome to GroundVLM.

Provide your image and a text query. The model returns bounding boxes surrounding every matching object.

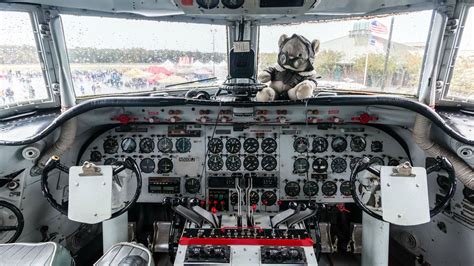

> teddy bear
[256,34,320,101]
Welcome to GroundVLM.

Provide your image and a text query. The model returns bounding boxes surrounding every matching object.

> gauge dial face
[121,137,136,153]
[139,138,154,153]
[331,157,347,173]
[185,178,201,194]
[371,141,383,152]
[321,181,337,196]
[196,0,219,9]
[230,192,239,205]
[312,137,328,153]
[293,158,309,174]
[371,156,385,166]
[243,155,259,171]
[208,138,223,154]
[388,158,400,166]
[340,181,352,196]
[331,136,347,152]
[90,151,102,162]
[225,155,241,171]
[157,158,173,173]
[226,138,241,153]
[104,158,118,165]
[261,138,277,153]
[222,0,244,9]
[249,191,259,205]
[293,137,309,153]
[261,156,277,171]
[350,157,362,170]
[176,138,192,153]
[312,157,328,173]
[350,136,367,152]
[140,158,155,173]
[285,181,301,197]
[303,181,319,196]
[157,137,173,153]
[243,138,259,153]
[208,155,224,171]
[261,191,277,206]
[103,138,118,154]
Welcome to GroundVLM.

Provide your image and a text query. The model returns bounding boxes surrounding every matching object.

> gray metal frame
[436,2,473,107]
[0,3,60,117]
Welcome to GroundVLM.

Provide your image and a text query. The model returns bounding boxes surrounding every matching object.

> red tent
[146,66,173,76]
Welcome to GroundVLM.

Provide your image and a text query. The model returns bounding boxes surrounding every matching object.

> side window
[0,11,50,108]
[447,6,474,100]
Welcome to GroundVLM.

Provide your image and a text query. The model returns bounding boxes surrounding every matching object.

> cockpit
[0,0,473,265]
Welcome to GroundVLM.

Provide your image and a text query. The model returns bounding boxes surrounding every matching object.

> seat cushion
[0,242,73,266]
[94,242,154,266]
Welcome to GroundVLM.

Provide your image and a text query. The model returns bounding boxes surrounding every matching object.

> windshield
[0,11,50,107]
[259,11,432,95]
[61,15,228,97]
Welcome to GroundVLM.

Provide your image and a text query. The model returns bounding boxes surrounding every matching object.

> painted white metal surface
[68,165,113,224]
[102,212,128,252]
[362,212,390,266]
[380,166,430,226]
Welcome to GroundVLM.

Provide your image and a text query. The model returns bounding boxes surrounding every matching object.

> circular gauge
[121,137,136,153]
[185,178,201,194]
[261,191,277,206]
[243,155,259,171]
[230,192,239,205]
[243,138,259,153]
[157,158,173,173]
[226,155,241,171]
[104,158,118,165]
[312,137,328,153]
[293,137,309,153]
[303,181,319,196]
[208,138,223,154]
[208,155,224,171]
[90,151,102,162]
[321,181,337,196]
[388,158,400,166]
[261,138,277,153]
[331,136,347,152]
[372,156,385,166]
[176,138,192,153]
[196,0,219,9]
[103,138,118,154]
[140,158,155,173]
[350,136,367,152]
[139,138,154,153]
[157,137,173,153]
[285,181,301,197]
[331,157,347,173]
[293,158,309,174]
[225,138,241,153]
[249,191,259,205]
[371,141,383,152]
[340,181,352,196]
[350,157,362,170]
[222,0,244,9]
[261,156,277,171]
[312,157,328,173]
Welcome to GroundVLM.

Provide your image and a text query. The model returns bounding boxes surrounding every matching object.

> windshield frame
[436,2,474,108]
[0,3,60,118]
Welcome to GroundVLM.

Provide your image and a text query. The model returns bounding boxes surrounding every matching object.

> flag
[369,20,388,35]
[369,36,384,52]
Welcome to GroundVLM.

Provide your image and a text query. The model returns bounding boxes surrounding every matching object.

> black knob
[189,198,200,206]
[299,203,307,211]
[281,248,290,261]
[288,202,298,210]
[307,201,318,210]
[190,247,200,257]
[289,249,300,259]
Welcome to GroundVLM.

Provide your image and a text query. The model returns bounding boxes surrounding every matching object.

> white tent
[160,60,175,69]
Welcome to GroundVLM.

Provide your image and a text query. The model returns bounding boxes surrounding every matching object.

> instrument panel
[79,123,409,211]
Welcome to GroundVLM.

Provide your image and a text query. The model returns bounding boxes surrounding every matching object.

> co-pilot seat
[0,242,73,266]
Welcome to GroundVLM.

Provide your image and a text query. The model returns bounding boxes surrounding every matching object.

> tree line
[0,45,226,64]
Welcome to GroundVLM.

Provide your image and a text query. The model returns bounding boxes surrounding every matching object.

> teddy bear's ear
[278,34,289,48]
[311,39,321,54]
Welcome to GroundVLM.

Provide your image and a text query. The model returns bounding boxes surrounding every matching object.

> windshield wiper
[164,77,218,89]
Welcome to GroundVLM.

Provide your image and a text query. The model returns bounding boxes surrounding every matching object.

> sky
[0,9,473,54]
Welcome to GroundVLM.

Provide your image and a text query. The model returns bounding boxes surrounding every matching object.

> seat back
[0,242,73,266]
